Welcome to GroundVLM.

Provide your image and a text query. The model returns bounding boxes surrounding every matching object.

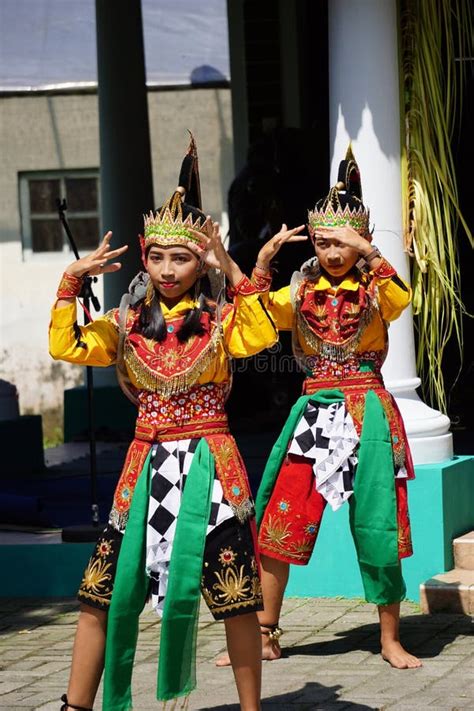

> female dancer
[50,139,303,711]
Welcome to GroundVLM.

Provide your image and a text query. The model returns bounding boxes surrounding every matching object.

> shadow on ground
[0,598,78,633]
[282,614,474,660]
[204,681,375,709]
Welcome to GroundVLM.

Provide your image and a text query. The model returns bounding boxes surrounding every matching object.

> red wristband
[370,257,396,278]
[251,267,272,292]
[226,274,262,298]
[56,272,83,299]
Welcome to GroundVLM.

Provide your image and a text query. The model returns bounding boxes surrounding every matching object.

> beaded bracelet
[56,272,84,299]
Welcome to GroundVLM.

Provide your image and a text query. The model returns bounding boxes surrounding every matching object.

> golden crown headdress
[308,145,370,238]
[139,134,213,259]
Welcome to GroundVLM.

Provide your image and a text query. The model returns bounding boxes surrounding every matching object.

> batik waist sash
[110,421,253,531]
[303,371,384,394]
[303,373,413,475]
[134,418,229,443]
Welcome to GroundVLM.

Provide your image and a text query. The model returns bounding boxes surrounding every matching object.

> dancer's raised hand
[191,220,244,287]
[65,232,128,278]
[256,224,307,272]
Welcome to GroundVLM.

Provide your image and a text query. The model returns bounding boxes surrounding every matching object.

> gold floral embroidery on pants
[260,515,316,562]
[80,557,113,600]
[261,514,292,548]
[78,530,120,608]
[201,547,262,615]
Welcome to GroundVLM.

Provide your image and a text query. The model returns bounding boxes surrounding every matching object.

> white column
[328,0,452,464]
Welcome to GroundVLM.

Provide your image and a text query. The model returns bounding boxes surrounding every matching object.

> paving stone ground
[0,597,472,710]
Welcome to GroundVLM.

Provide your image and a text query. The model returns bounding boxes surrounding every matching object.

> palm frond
[399,0,473,413]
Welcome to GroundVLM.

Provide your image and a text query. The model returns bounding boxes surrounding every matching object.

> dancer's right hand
[255,224,307,272]
[65,231,128,278]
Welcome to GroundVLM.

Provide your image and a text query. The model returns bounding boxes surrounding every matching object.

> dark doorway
[225,0,330,432]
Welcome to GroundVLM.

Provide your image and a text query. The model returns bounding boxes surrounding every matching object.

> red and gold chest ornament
[108,307,226,397]
[294,278,379,364]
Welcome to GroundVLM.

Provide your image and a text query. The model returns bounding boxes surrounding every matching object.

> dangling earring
[145,279,155,307]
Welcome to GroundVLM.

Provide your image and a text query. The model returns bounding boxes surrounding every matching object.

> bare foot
[381,640,422,668]
[215,635,282,667]
[262,636,282,661]
[215,652,231,667]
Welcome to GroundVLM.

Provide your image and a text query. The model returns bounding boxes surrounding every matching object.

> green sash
[157,438,214,700]
[349,389,398,567]
[102,449,153,711]
[102,439,214,710]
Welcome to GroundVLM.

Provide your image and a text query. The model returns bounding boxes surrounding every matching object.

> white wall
[0,88,233,416]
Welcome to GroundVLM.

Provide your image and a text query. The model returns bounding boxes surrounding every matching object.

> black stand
[57,199,102,543]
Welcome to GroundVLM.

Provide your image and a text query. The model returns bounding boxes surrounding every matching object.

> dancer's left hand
[313,225,372,256]
[190,221,243,286]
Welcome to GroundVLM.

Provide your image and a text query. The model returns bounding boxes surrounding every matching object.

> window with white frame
[19,170,100,256]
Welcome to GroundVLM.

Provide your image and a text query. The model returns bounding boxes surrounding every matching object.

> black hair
[138,287,215,343]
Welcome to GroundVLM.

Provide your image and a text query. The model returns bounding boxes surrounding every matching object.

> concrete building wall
[0,88,233,422]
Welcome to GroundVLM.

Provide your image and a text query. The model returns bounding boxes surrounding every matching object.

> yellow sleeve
[370,259,412,322]
[221,276,278,358]
[49,302,119,366]
[264,286,294,331]
[250,268,294,330]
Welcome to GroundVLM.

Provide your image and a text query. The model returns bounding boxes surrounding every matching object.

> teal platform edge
[286,455,474,601]
[0,542,94,597]
[0,456,472,599]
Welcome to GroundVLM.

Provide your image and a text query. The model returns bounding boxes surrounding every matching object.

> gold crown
[140,191,213,257]
[308,200,370,238]
[308,144,370,238]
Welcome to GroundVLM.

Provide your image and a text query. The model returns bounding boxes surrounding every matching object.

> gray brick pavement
[0,598,472,710]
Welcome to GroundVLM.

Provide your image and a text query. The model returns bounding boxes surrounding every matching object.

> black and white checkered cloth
[287,400,408,511]
[145,438,233,615]
[287,400,359,511]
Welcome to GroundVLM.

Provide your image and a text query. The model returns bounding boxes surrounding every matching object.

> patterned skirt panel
[78,437,262,619]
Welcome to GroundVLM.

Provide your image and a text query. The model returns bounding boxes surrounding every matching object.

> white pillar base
[387,377,453,464]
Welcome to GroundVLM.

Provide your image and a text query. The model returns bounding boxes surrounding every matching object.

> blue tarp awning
[0,0,229,91]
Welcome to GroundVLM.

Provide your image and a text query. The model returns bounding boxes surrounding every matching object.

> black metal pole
[57,199,100,535]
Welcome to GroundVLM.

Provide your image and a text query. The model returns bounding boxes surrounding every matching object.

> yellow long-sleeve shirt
[255,259,411,358]
[49,277,278,389]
